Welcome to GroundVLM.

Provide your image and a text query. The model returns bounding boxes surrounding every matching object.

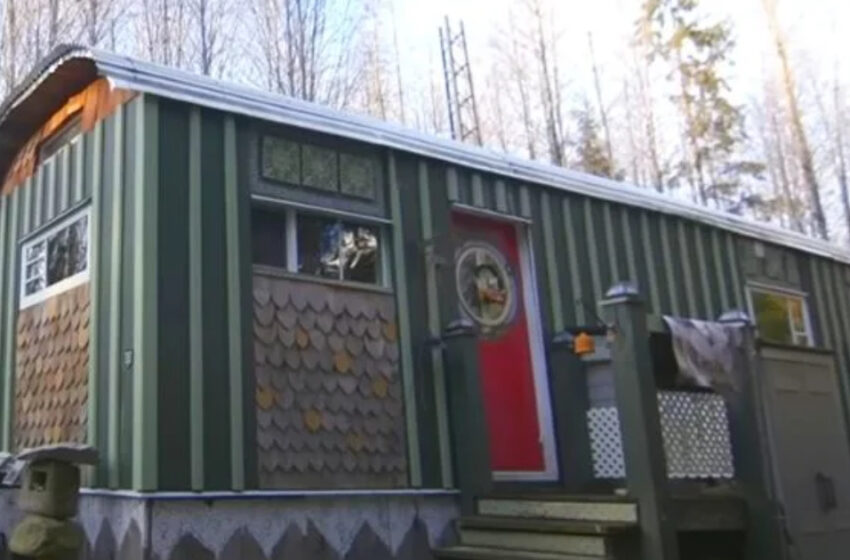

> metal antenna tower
[439,17,482,145]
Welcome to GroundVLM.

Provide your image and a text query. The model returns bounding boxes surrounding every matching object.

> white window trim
[251,199,390,289]
[746,282,814,347]
[19,206,91,309]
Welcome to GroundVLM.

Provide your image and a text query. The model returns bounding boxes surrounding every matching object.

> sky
[391,0,848,109]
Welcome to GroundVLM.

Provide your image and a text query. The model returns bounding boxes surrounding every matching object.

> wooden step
[436,545,612,560]
[460,516,637,536]
[477,497,638,524]
[460,528,609,556]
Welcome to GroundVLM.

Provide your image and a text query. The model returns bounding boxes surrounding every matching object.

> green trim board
[87,121,104,456]
[107,106,125,488]
[540,190,564,332]
[583,198,603,303]
[133,95,160,490]
[223,115,245,490]
[677,220,698,317]
[0,189,19,449]
[562,197,585,325]
[603,203,620,284]
[0,195,8,450]
[188,107,205,490]
[418,160,453,488]
[387,151,422,487]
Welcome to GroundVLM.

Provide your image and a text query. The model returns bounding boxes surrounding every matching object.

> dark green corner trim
[388,151,422,486]
[418,160,453,488]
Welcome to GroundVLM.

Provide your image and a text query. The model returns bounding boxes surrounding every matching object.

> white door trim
[492,222,559,481]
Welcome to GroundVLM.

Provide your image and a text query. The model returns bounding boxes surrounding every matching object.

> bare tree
[137,0,191,68]
[762,0,828,239]
[248,0,364,108]
[811,67,850,243]
[588,32,614,169]
[188,0,231,76]
[79,0,127,46]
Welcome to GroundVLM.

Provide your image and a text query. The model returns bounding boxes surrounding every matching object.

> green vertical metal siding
[157,100,191,489]
[199,110,232,490]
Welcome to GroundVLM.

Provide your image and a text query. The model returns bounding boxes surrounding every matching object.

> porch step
[437,496,639,560]
[436,545,612,560]
[460,516,636,535]
[477,496,638,524]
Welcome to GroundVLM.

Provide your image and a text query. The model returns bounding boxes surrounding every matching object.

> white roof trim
[17,47,850,265]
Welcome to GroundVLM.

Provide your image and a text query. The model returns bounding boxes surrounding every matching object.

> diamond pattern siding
[253,273,408,488]
[14,284,90,450]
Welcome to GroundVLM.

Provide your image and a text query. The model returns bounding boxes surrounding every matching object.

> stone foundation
[0,489,459,559]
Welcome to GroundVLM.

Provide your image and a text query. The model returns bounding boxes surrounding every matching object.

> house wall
[0,94,154,490]
[5,91,850,493]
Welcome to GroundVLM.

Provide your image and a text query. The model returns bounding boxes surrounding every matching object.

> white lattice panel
[587,391,735,479]
[587,407,626,478]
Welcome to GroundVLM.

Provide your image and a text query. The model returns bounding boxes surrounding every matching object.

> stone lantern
[9,444,98,560]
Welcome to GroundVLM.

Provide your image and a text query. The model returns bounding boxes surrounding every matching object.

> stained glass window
[301,144,338,192]
[340,153,377,199]
[261,136,300,184]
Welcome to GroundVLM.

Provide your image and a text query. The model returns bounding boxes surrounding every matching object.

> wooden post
[600,282,678,560]
[443,318,491,514]
[717,310,786,560]
[549,331,594,491]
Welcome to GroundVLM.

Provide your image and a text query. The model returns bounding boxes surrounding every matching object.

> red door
[452,212,545,473]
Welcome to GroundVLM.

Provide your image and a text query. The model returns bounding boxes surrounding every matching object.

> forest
[1,0,847,243]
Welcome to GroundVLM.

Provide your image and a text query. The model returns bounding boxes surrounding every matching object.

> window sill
[252,264,393,295]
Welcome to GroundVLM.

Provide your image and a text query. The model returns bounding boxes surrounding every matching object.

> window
[260,134,378,200]
[748,286,812,346]
[38,113,82,163]
[21,207,90,308]
[252,207,288,268]
[251,205,383,286]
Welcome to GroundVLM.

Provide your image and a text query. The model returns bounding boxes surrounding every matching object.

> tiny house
[1,46,850,560]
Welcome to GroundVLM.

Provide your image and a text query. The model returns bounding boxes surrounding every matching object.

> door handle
[815,472,838,512]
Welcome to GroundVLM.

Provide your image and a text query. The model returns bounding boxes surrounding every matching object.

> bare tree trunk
[634,16,664,192]
[763,0,828,239]
[622,77,642,186]
[3,0,20,94]
[588,32,614,168]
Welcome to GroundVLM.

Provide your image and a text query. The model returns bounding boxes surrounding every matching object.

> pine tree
[641,0,762,210]
[574,100,617,179]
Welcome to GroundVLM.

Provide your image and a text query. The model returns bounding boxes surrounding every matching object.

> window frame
[746,282,814,347]
[19,206,91,309]
[38,112,83,165]
[250,196,391,290]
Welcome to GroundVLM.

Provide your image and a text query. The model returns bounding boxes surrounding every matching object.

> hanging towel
[662,316,745,393]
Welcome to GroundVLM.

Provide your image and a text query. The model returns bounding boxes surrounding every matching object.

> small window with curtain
[748,285,813,346]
